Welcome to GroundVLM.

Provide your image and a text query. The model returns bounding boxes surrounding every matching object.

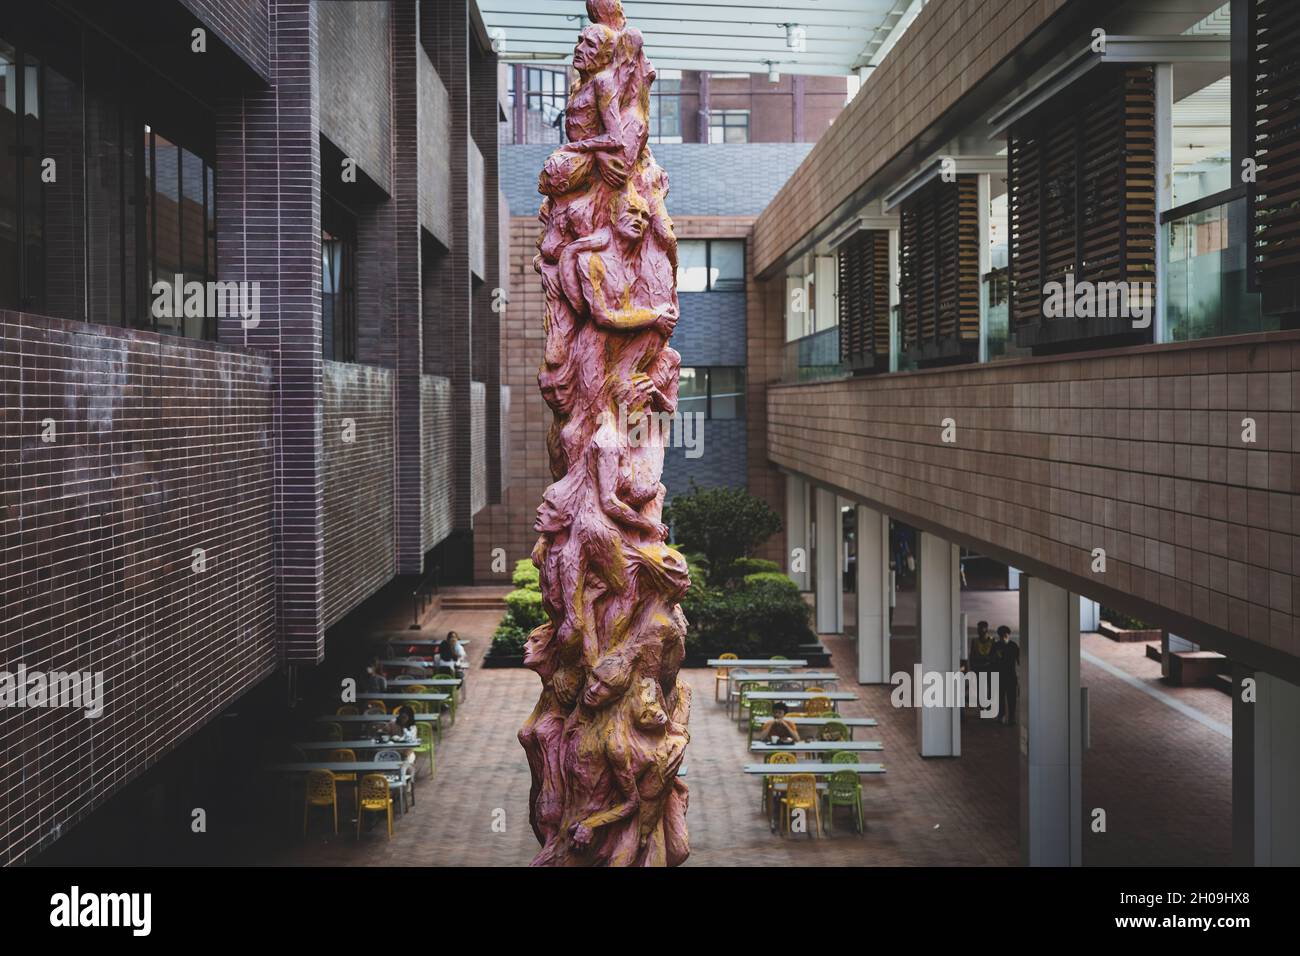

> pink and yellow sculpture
[519,0,691,867]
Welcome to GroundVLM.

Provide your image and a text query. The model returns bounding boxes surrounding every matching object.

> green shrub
[665,485,782,582]
[682,573,812,659]
[731,557,782,578]
[742,571,799,595]
[504,588,546,631]
[491,621,530,655]
[1101,606,1154,630]
[512,558,540,591]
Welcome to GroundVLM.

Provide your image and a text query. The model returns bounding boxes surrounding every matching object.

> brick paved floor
[251,587,1232,867]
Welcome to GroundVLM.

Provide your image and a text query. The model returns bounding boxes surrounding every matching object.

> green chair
[824,770,864,834]
[818,720,850,742]
[735,681,769,727]
[831,750,857,765]
[747,699,773,745]
[412,721,436,779]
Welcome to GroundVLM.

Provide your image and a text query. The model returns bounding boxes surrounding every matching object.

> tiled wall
[322,362,396,628]
[470,380,487,517]
[419,49,452,247]
[769,332,1300,672]
[421,374,455,552]
[0,310,278,865]
[318,0,392,192]
[179,0,271,80]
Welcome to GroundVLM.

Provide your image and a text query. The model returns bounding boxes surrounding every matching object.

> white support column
[814,487,842,634]
[917,532,961,756]
[786,475,810,592]
[1018,576,1082,867]
[856,504,890,684]
[1079,598,1100,632]
[1253,672,1300,865]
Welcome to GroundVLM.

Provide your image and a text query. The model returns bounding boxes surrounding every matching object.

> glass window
[710,240,745,291]
[1166,197,1269,341]
[649,69,681,144]
[709,367,745,419]
[676,240,708,292]
[1171,66,1231,208]
[708,109,749,144]
[677,367,707,419]
[0,41,19,309]
[321,196,357,362]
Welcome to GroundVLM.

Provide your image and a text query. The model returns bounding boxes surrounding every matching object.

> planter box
[1099,620,1161,643]
[483,647,525,669]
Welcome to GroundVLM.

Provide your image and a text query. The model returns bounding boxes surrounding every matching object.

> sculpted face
[573,27,612,73]
[614,195,650,243]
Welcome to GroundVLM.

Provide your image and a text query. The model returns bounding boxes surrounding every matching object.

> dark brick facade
[2,0,505,864]
[0,310,278,865]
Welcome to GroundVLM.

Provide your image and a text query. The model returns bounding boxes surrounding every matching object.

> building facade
[0,0,506,865]
[760,0,1300,865]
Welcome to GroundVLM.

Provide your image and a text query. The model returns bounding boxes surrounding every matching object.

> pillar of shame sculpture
[518,0,692,867]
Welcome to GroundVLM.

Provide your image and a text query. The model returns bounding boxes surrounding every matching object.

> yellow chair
[322,722,343,741]
[714,652,738,702]
[303,770,338,836]
[783,773,821,838]
[327,749,358,790]
[763,751,798,814]
[336,705,359,717]
[365,702,388,715]
[804,695,833,717]
[357,773,394,838]
[406,685,428,694]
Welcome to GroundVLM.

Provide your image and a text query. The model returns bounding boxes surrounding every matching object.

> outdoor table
[385,677,462,688]
[316,713,440,723]
[749,741,884,754]
[707,659,807,668]
[294,740,426,751]
[267,761,405,774]
[776,716,877,739]
[744,762,884,775]
[356,691,455,725]
[742,691,857,702]
[371,635,472,646]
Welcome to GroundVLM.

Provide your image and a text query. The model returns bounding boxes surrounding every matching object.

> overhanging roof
[479,0,917,77]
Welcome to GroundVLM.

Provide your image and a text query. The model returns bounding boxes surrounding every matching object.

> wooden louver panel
[1250,0,1300,302]
[899,175,980,362]
[838,229,890,370]
[1007,65,1156,346]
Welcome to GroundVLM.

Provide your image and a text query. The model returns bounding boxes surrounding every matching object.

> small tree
[666,484,782,582]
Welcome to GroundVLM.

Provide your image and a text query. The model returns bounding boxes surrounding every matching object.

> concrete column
[1231,664,1255,866]
[1018,576,1082,867]
[813,487,842,634]
[786,475,810,592]
[856,504,890,684]
[1251,672,1300,865]
[1079,598,1100,632]
[917,532,961,756]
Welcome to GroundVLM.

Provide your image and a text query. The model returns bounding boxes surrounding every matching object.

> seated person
[756,702,801,743]
[379,705,419,744]
[364,655,388,692]
[437,631,469,674]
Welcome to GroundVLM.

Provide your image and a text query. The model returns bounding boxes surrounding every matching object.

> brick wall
[418,50,452,247]
[322,361,396,628]
[318,0,392,193]
[179,0,271,80]
[215,0,325,662]
[769,332,1300,676]
[470,380,487,517]
[0,310,278,865]
[751,0,1070,275]
[421,374,455,551]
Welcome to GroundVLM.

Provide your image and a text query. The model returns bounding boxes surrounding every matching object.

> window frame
[677,238,746,292]
[676,366,746,420]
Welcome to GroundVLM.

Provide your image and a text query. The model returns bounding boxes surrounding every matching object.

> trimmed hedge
[682,572,812,660]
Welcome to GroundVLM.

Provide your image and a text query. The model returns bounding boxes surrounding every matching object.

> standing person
[438,631,468,675]
[968,621,995,709]
[364,656,388,692]
[992,625,1019,725]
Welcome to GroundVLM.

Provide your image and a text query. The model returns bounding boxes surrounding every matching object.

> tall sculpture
[519,0,691,867]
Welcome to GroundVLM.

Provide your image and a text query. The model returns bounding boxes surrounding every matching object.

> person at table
[438,631,469,675]
[756,702,800,744]
[365,655,388,692]
[380,705,420,743]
